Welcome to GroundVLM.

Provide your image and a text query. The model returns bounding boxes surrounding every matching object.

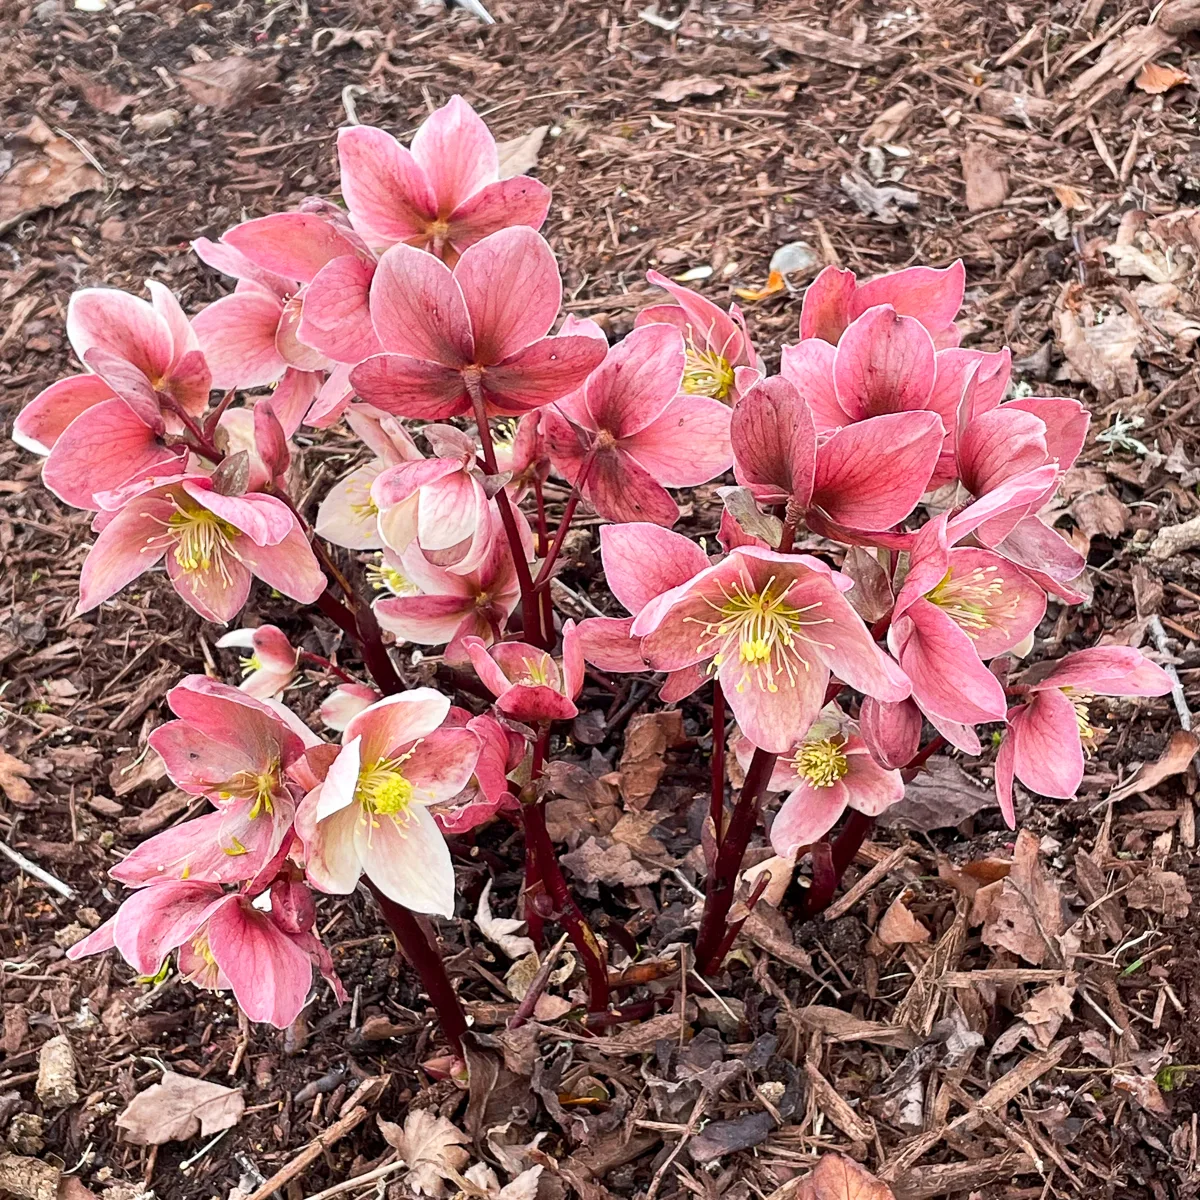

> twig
[0,839,75,899]
[1147,615,1192,731]
[508,931,571,1029]
[244,1105,371,1200]
[302,1156,404,1200]
[822,843,912,921]
[645,1093,708,1200]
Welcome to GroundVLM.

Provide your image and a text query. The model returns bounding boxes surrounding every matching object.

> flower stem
[298,650,357,686]
[796,810,876,920]
[367,882,467,1057]
[902,735,946,777]
[695,744,777,974]
[710,682,726,852]
[531,446,597,594]
[465,377,547,650]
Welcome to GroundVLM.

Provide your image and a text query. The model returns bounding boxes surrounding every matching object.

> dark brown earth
[3,1,1200,1197]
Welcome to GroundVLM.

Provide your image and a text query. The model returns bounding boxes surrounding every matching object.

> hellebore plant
[18,94,1176,1055]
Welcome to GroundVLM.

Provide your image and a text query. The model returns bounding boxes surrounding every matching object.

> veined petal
[599,522,709,615]
[337,125,437,242]
[369,241,473,363]
[1010,688,1084,799]
[410,94,499,213]
[582,323,684,438]
[833,305,937,420]
[358,804,456,916]
[446,176,551,253]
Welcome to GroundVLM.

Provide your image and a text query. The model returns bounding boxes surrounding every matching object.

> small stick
[822,843,912,922]
[645,1093,707,1200]
[508,931,571,1029]
[0,839,75,899]
[244,1105,371,1200]
[1148,615,1192,731]
[301,1156,403,1200]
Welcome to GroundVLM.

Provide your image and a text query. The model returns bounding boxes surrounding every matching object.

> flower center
[687,576,833,694]
[218,765,280,820]
[519,654,554,687]
[792,737,849,787]
[367,556,418,596]
[926,564,1011,637]
[240,653,263,676]
[356,751,419,822]
[145,498,241,585]
[683,347,735,401]
[1062,687,1097,748]
[183,928,223,989]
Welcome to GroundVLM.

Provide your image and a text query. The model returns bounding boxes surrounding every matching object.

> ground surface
[3,1,1200,1198]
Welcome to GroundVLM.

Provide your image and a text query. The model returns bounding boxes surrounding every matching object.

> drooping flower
[798,260,965,348]
[350,227,607,421]
[320,683,383,731]
[543,323,733,526]
[67,880,327,1028]
[463,620,584,722]
[337,95,551,264]
[634,270,760,403]
[493,411,550,502]
[735,705,905,854]
[217,624,300,699]
[432,709,524,834]
[631,546,911,753]
[994,647,1173,825]
[294,689,481,914]
[78,473,325,623]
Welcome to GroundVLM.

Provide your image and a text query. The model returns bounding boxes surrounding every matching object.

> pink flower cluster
[17,94,1174,1029]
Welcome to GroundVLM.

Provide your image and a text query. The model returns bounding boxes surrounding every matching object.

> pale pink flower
[78,473,325,623]
[432,709,523,834]
[735,705,904,853]
[350,227,607,420]
[294,689,481,914]
[337,95,551,264]
[67,880,330,1028]
[463,620,584,722]
[731,376,944,536]
[543,323,733,526]
[631,546,911,753]
[217,624,300,699]
[634,270,761,403]
[995,647,1173,825]
[370,424,497,574]
[799,260,965,348]
[493,411,549,502]
[315,409,423,550]
[320,683,382,731]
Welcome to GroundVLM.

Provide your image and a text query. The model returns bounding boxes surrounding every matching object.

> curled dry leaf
[377,1110,470,1198]
[560,836,663,887]
[980,829,1066,966]
[496,126,550,179]
[1135,62,1190,93]
[793,1152,896,1200]
[1113,1072,1170,1117]
[1111,731,1199,801]
[875,894,931,946]
[476,878,536,959]
[0,117,102,235]
[618,710,686,809]
[651,77,725,103]
[880,759,989,832]
[116,1071,244,1145]
[0,751,34,806]
[1125,867,1192,920]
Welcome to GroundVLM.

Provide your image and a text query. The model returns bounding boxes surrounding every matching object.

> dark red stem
[299,650,357,686]
[902,735,947,777]
[710,681,726,852]
[708,870,769,965]
[367,882,467,1057]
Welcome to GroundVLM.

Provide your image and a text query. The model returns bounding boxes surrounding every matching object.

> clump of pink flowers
[17,94,1174,1046]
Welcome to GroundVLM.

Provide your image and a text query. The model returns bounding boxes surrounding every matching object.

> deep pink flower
[373,506,533,663]
[294,690,480,914]
[631,546,910,753]
[78,473,325,623]
[350,227,607,420]
[735,705,904,853]
[217,624,300,699]
[799,261,965,348]
[731,375,944,535]
[431,711,524,834]
[494,411,549,502]
[463,620,584,722]
[67,880,329,1028]
[543,323,733,526]
[634,270,760,403]
[337,95,551,264]
[995,647,1173,825]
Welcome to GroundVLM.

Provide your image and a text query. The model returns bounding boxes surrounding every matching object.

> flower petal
[351,353,470,420]
[192,292,287,389]
[599,522,710,615]
[369,241,473,363]
[14,374,115,455]
[223,212,362,284]
[337,125,437,242]
[1010,688,1084,799]
[771,782,848,854]
[77,497,172,613]
[358,804,456,917]
[731,375,815,504]
[410,94,499,212]
[480,335,609,416]
[798,265,857,343]
[778,337,844,431]
[299,256,381,363]
[446,176,552,253]
[833,305,937,420]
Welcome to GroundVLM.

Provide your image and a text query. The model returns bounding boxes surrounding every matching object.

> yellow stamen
[792,737,849,787]
[222,835,249,857]
[682,346,735,401]
[367,556,418,596]
[1062,687,1098,750]
[220,761,280,819]
[144,496,242,588]
[926,564,1013,638]
[519,654,553,687]
[355,747,422,835]
[240,653,263,677]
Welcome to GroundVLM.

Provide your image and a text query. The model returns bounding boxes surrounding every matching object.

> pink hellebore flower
[799,260,965,349]
[111,676,305,887]
[735,706,905,854]
[544,323,733,526]
[373,509,533,663]
[634,270,760,404]
[370,424,497,575]
[494,411,550,502]
[432,709,524,834]
[217,624,300,699]
[995,647,1173,825]
[320,683,383,731]
[350,227,607,421]
[68,880,325,1028]
[463,620,584,722]
[19,284,211,509]
[632,545,911,753]
[337,95,551,265]
[295,690,481,914]
[78,473,325,623]
[731,376,944,536]
[315,410,423,551]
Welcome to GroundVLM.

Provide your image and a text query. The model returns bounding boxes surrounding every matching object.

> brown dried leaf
[876,895,930,946]
[1126,868,1192,919]
[860,99,913,148]
[0,751,34,806]
[476,879,535,959]
[880,759,989,832]
[1111,731,1199,800]
[793,1153,896,1200]
[0,118,102,236]
[981,830,1065,965]
[1135,61,1190,93]
[618,710,685,809]
[496,126,549,178]
[610,809,668,858]
[960,143,1009,212]
[1113,1072,1170,1116]
[1020,984,1076,1050]
[176,56,279,111]
[377,1110,469,1198]
[651,77,725,103]
[116,1071,244,1145]
[841,546,893,622]
[60,67,137,115]
[560,836,662,886]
